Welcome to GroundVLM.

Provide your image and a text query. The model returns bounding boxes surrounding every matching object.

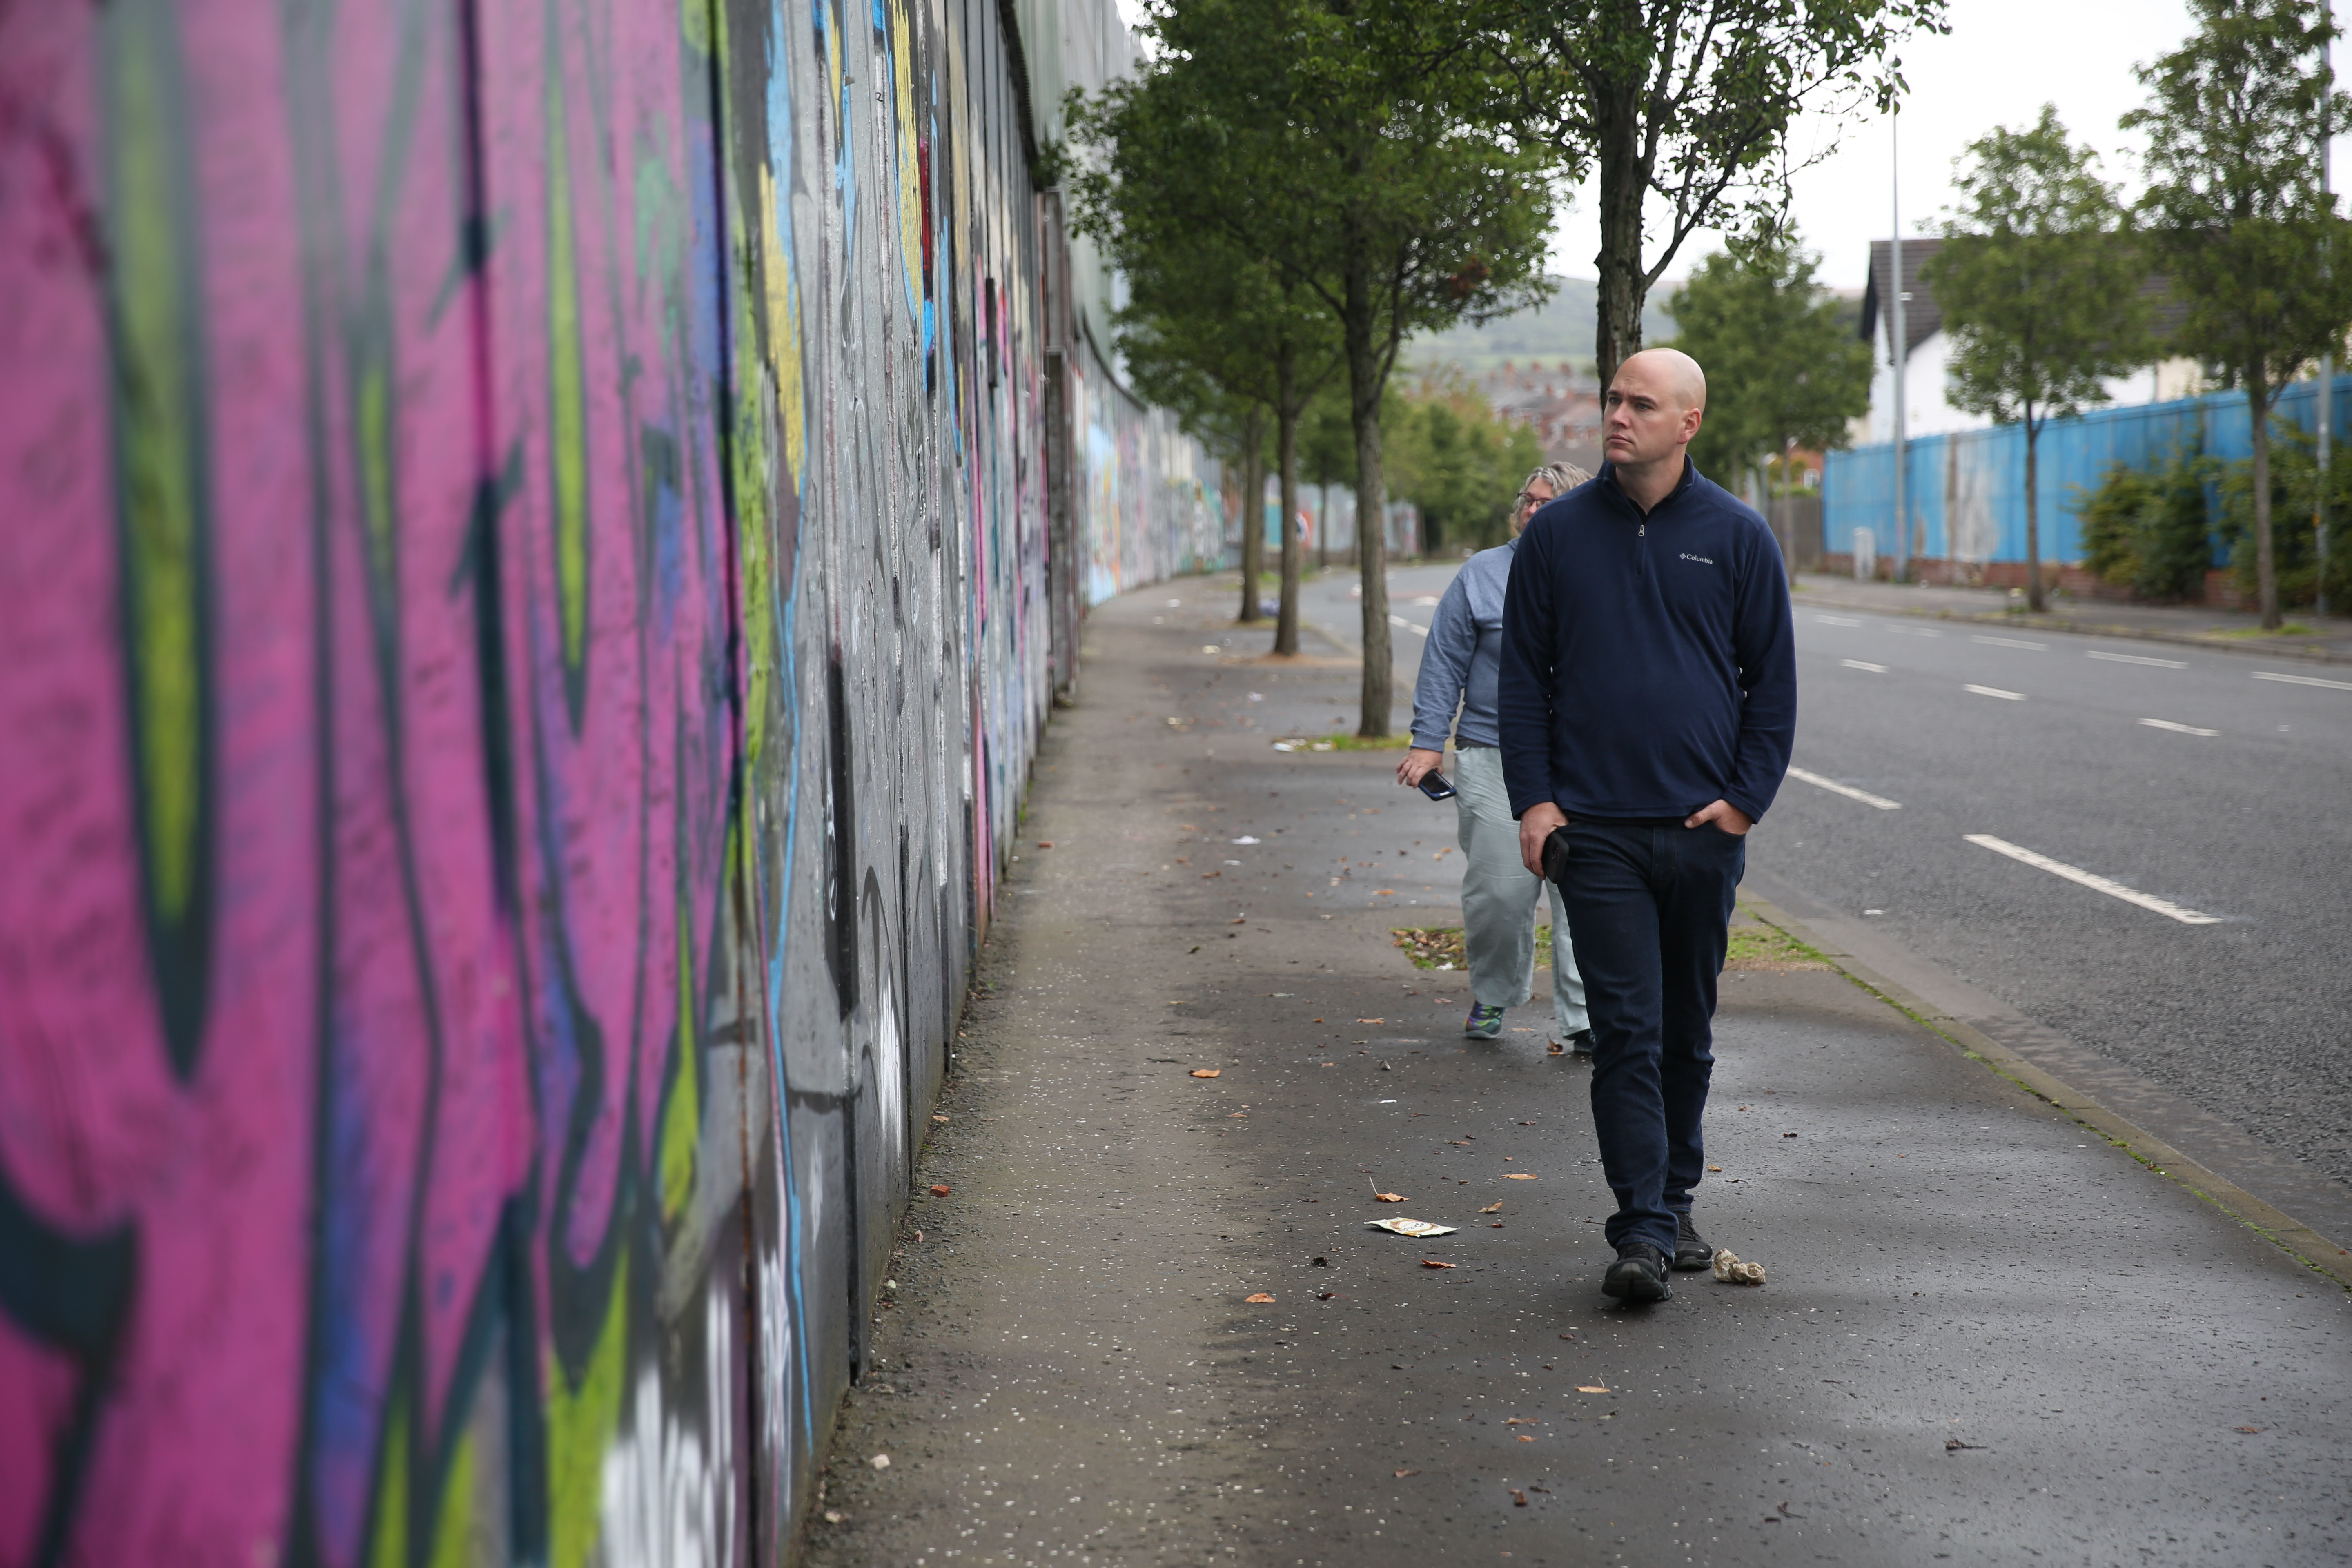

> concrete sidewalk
[1791,572,2352,663]
[800,588,2352,1568]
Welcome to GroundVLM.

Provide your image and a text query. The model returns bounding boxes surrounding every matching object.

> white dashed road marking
[2089,650,2188,668]
[1785,767,1902,811]
[2138,717,2219,737]
[1815,615,1863,626]
[1964,684,2026,701]
[1387,615,1427,637]
[1841,659,1889,673]
[1972,635,2047,650]
[1964,834,2221,925]
[2254,670,2352,691]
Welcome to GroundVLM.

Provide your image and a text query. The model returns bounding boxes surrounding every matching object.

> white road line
[1841,658,1889,673]
[1973,635,2047,651]
[1786,766,1901,810]
[1387,615,1428,637]
[2254,669,2352,691]
[2089,650,2188,668]
[1815,615,1863,626]
[1964,684,2026,700]
[1964,834,2221,925]
[2139,717,2219,737]
[1885,625,1944,637]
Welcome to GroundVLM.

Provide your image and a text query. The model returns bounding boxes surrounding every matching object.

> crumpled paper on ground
[1713,1247,1766,1285]
[1364,1218,1457,1237]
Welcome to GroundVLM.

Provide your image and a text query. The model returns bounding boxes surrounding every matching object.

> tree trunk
[1345,258,1391,736]
[1591,77,1647,390]
[2251,374,2280,629]
[2025,416,2044,613]
[1275,352,1303,657]
[1238,411,1264,623]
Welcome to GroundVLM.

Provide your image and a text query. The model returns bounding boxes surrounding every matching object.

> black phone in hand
[1417,770,1456,800]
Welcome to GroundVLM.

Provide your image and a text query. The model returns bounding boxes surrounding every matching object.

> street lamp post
[1891,112,1909,584]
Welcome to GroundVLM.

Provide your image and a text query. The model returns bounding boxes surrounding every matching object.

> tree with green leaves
[2126,0,2352,628]
[1104,222,1342,648]
[1481,0,1946,386]
[1667,230,1872,570]
[1925,106,2153,611]
[1384,370,1546,554]
[1077,0,1554,736]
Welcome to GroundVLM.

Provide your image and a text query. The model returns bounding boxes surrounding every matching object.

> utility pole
[1891,111,1910,584]
[2321,6,2335,618]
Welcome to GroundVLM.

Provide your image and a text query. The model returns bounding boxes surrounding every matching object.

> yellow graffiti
[365,1394,411,1568]
[107,12,202,928]
[890,0,924,311]
[546,1256,629,1568]
[426,1428,478,1568]
[758,167,806,492]
[660,910,699,1222]
[731,275,773,773]
[546,56,591,693]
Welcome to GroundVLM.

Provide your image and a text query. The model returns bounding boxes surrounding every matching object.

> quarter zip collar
[1597,456,1699,521]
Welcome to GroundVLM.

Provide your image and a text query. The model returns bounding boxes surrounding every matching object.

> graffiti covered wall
[0,1,1211,1564]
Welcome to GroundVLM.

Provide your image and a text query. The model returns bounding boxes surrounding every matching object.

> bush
[2218,417,2352,611]
[2068,440,2217,602]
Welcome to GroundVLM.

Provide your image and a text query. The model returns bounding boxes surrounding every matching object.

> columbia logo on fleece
[1679,552,1715,565]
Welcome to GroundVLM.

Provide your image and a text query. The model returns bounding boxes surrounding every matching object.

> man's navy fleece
[1497,459,1796,824]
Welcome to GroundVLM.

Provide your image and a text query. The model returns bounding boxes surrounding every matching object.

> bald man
[1496,348,1796,1305]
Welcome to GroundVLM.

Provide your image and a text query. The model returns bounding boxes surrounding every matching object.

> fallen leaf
[1511,1489,1528,1507]
[1504,1417,1538,1425]
[823,1509,847,1523]
[1316,1291,1337,1300]
[1529,1485,1551,1494]
[1944,1438,1984,1451]
[1479,1203,1504,1214]
[1421,1258,1457,1269]
[2234,1426,2264,1434]
[1516,1434,1536,1442]
[1036,841,1054,849]
[1245,1293,1276,1304]
[1365,1218,1457,1236]
[1229,915,1247,924]
[933,1114,951,1123]
[1228,1112,1249,1119]
[1783,1131,1798,1138]
[928,1184,952,1197]
[1576,1385,1609,1394]
[1393,1469,1420,1479]
[869,1454,891,1469]
[1501,1173,1538,1180]
[1373,1191,1407,1203]
[1707,1163,1722,1171]
[1357,1017,1385,1025]
[1190,1069,1221,1078]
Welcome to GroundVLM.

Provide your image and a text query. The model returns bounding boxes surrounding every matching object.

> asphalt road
[1290,559,2352,1235]
[803,588,2352,1568]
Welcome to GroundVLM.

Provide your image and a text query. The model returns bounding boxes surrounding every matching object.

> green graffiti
[546,1254,628,1568]
[425,1428,477,1568]
[660,909,699,1222]
[358,357,396,591]
[365,1394,412,1568]
[105,5,203,933]
[546,42,591,717]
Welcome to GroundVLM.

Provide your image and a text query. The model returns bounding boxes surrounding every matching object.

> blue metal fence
[1823,374,2352,564]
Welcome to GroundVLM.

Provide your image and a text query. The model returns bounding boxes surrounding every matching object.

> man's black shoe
[1672,1211,1715,1272]
[1601,1242,1673,1303]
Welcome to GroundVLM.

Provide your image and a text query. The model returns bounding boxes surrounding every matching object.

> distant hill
[1406,275,1679,376]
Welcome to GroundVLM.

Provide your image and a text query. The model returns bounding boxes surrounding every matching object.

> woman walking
[1398,463,1592,1051]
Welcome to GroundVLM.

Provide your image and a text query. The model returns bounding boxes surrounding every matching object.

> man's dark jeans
[1555,820,1744,1255]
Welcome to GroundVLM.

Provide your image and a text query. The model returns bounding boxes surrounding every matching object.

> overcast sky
[1555,0,2346,290]
[1109,0,2344,293]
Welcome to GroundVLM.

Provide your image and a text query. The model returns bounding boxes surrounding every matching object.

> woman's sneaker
[1463,1003,1507,1039]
